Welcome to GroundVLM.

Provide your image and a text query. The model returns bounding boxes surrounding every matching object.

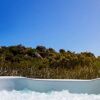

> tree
[59,49,66,53]
[36,46,46,52]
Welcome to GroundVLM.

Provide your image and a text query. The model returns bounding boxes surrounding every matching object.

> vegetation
[0,44,100,79]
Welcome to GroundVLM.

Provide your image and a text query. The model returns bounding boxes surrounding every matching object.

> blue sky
[0,0,100,55]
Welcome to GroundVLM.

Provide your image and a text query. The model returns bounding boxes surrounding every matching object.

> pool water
[0,90,100,100]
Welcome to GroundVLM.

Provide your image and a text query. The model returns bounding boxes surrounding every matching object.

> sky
[0,0,100,56]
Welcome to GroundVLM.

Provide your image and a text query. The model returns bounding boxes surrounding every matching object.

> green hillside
[0,45,100,79]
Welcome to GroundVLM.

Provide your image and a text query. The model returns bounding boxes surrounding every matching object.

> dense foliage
[0,45,100,79]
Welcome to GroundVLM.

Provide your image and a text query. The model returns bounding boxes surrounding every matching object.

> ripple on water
[0,90,100,100]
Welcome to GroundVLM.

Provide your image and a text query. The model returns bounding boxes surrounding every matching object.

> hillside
[0,45,100,79]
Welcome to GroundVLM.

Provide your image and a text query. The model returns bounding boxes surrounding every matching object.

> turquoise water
[0,77,100,100]
[0,90,100,100]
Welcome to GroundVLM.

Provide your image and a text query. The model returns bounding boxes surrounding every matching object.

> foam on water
[0,90,100,100]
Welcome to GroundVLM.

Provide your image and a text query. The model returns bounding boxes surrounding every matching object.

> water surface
[0,90,100,100]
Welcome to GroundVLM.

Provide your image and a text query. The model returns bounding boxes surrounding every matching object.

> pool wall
[0,77,99,94]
